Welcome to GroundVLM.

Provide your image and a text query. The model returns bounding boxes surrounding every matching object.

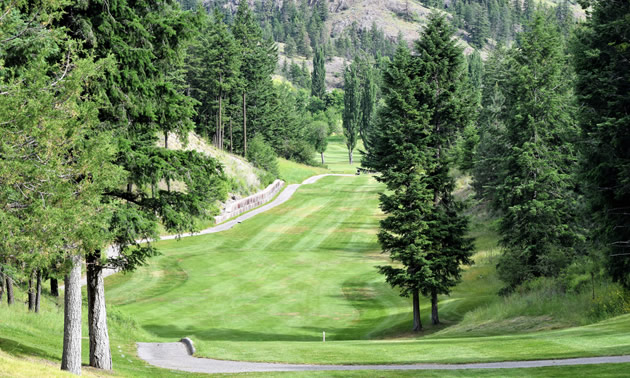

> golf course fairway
[104,175,630,367]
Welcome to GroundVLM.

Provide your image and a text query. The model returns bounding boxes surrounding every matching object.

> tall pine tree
[363,13,473,330]
[495,12,579,290]
[311,47,326,99]
[342,60,361,165]
[233,0,278,156]
[574,0,630,288]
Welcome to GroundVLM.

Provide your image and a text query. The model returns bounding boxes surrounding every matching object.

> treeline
[469,0,630,297]
[362,1,630,330]
[0,0,301,375]
[193,0,398,61]
[187,3,341,170]
[421,0,575,48]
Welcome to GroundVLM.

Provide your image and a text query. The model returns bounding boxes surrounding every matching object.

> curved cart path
[137,342,630,374]
[89,174,355,285]
[134,173,630,374]
[161,173,355,240]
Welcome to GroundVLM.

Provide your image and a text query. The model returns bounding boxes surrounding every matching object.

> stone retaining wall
[214,179,285,224]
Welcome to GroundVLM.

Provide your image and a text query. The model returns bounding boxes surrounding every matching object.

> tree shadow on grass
[142,324,319,342]
[0,337,57,361]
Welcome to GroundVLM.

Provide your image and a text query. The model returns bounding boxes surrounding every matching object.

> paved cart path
[133,173,630,374]
[137,341,630,374]
[89,174,355,285]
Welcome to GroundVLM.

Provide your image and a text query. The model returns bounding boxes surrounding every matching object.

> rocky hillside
[202,0,582,89]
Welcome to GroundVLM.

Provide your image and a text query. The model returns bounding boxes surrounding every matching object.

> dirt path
[137,341,630,374]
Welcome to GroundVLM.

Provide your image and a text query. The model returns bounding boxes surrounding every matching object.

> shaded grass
[216,363,630,377]
[0,284,201,377]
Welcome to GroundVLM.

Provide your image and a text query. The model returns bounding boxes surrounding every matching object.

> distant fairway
[105,174,630,366]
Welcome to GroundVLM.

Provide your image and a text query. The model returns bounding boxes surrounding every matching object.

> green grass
[0,284,201,377]
[277,134,364,180]
[216,364,630,377]
[277,157,329,184]
[104,175,630,368]
[320,134,364,174]
[2,140,629,376]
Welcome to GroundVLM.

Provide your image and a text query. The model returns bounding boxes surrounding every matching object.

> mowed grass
[320,134,364,174]
[277,158,329,184]
[105,175,630,367]
[276,134,362,184]
[2,138,629,376]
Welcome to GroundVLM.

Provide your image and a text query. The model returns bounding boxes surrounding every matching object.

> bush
[280,139,316,166]
[246,135,279,178]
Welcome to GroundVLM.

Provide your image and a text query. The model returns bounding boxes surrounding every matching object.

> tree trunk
[412,289,422,332]
[28,272,35,312]
[243,91,247,157]
[6,275,14,305]
[87,251,113,370]
[0,267,4,303]
[431,289,439,325]
[61,254,82,375]
[51,278,59,297]
[218,78,223,150]
[35,270,42,313]
[321,152,325,165]
[349,150,353,165]
[229,118,233,153]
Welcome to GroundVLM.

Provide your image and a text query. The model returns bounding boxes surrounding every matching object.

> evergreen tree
[188,9,241,149]
[342,61,361,164]
[233,0,278,156]
[574,0,630,288]
[0,3,123,373]
[285,35,297,57]
[359,59,378,150]
[363,13,473,330]
[522,0,535,23]
[496,12,579,290]
[471,5,491,48]
[467,51,484,103]
[57,0,228,370]
[473,45,511,202]
[311,47,326,99]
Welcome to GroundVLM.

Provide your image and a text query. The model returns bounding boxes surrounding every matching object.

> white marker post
[323,331,326,342]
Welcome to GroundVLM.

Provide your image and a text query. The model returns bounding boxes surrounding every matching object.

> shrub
[246,135,279,178]
[280,139,316,166]
[589,285,630,321]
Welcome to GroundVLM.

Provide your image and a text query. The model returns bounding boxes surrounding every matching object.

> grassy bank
[0,284,198,377]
